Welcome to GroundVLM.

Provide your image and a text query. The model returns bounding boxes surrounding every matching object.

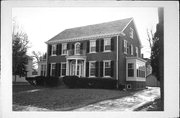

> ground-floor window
[128,63,134,77]
[89,61,96,77]
[61,62,66,76]
[136,64,146,77]
[104,60,111,77]
[51,63,56,76]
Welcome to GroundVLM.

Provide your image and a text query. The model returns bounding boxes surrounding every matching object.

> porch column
[66,59,69,76]
[75,59,78,75]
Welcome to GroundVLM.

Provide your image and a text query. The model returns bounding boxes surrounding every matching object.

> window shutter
[100,61,103,77]
[67,43,70,50]
[56,44,59,55]
[111,38,114,51]
[48,45,52,56]
[95,61,99,77]
[111,61,114,77]
[72,44,75,50]
[86,62,89,77]
[47,63,51,77]
[96,40,99,52]
[58,63,61,77]
[86,41,89,53]
[80,42,83,50]
[100,39,104,52]
[59,44,62,55]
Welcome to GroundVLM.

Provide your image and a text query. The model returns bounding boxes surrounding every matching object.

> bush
[62,76,117,89]
[62,76,79,88]
[45,76,59,87]
[26,77,36,86]
[35,76,46,86]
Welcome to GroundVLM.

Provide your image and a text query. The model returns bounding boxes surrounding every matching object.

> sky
[12,7,158,58]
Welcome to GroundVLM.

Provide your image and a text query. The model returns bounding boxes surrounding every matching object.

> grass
[13,85,134,111]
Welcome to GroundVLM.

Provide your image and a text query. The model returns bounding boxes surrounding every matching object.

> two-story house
[45,17,146,89]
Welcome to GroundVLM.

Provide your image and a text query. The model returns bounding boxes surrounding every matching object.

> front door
[70,61,84,77]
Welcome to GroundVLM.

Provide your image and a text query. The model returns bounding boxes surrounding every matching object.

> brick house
[45,17,146,89]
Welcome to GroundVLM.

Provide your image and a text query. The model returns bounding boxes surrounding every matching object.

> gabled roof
[47,18,134,44]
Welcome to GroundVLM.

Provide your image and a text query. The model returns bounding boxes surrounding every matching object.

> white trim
[103,38,111,52]
[103,60,111,77]
[46,32,125,44]
[124,40,127,54]
[61,62,66,77]
[136,47,138,57]
[89,40,96,53]
[131,44,133,55]
[89,61,96,77]
[61,43,67,55]
[50,63,56,76]
[130,27,134,39]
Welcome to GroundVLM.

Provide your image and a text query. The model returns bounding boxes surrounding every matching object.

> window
[75,42,80,55]
[89,61,96,77]
[136,47,138,57]
[128,63,134,77]
[124,40,127,54]
[104,38,111,52]
[104,61,111,77]
[127,84,131,89]
[130,44,133,55]
[50,63,56,76]
[130,27,134,39]
[136,64,146,78]
[51,45,57,56]
[61,62,66,76]
[62,43,67,55]
[90,40,96,53]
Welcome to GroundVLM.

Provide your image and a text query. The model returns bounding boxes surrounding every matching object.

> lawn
[13,85,134,111]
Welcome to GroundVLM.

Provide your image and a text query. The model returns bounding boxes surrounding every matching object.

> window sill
[103,50,111,53]
[51,54,57,56]
[89,52,96,54]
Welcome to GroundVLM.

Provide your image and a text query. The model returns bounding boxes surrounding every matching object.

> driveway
[73,87,160,111]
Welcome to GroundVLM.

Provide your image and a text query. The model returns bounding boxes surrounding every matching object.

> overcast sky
[12,7,158,58]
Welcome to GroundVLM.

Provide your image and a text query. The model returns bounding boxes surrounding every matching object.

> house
[45,17,146,89]
[38,54,47,76]
[13,56,36,82]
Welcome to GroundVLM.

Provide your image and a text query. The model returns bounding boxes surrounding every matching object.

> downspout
[116,35,119,89]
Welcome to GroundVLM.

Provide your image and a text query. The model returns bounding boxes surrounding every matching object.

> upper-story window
[75,42,80,55]
[104,38,111,52]
[124,40,127,54]
[130,44,133,55]
[130,27,134,39]
[62,43,67,55]
[51,44,57,56]
[90,40,96,53]
[135,47,139,57]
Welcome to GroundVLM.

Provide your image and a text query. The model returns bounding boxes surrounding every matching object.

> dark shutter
[67,43,70,50]
[59,44,62,55]
[48,45,52,56]
[95,61,99,77]
[56,44,59,55]
[100,61,103,77]
[80,42,83,50]
[86,62,89,77]
[86,41,89,53]
[47,63,51,77]
[100,39,104,52]
[111,38,114,51]
[59,63,61,77]
[96,40,99,52]
[72,44,75,50]
[111,61,114,77]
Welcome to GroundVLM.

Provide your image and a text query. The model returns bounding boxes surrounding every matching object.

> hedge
[62,76,117,89]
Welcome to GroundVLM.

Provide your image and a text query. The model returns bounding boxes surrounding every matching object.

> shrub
[26,77,36,86]
[45,76,59,87]
[35,76,46,86]
[62,76,79,88]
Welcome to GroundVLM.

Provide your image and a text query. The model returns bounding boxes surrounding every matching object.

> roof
[47,17,133,44]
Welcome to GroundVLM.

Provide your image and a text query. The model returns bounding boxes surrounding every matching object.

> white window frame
[51,44,57,56]
[50,63,56,76]
[136,47,138,57]
[128,63,134,77]
[89,61,96,77]
[124,40,128,54]
[75,42,81,55]
[131,44,133,55]
[90,40,96,53]
[104,38,111,52]
[61,62,66,77]
[103,60,111,77]
[130,27,134,39]
[61,43,67,55]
